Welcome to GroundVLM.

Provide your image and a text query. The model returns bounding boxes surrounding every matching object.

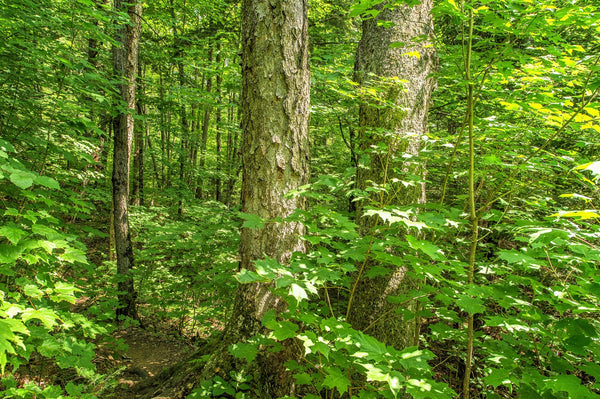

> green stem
[462,4,476,399]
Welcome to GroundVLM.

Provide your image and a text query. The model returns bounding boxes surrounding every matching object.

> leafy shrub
[130,201,239,336]
[0,139,107,397]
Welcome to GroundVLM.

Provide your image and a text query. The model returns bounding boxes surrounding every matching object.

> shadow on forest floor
[98,326,196,398]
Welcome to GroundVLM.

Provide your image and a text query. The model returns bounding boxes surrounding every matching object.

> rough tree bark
[346,0,436,349]
[112,0,142,320]
[134,0,309,397]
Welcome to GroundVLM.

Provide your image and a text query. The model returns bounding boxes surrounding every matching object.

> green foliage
[0,138,105,396]
[130,202,239,336]
[1,0,599,397]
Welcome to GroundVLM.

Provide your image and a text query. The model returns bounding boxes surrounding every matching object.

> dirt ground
[97,327,196,398]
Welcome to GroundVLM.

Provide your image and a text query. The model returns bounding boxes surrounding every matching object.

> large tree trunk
[346,0,436,349]
[112,0,142,320]
[135,0,309,397]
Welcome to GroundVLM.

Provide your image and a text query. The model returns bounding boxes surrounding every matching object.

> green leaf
[498,250,541,269]
[65,382,83,396]
[354,332,387,359]
[235,269,265,284]
[575,161,600,178]
[405,235,445,260]
[349,0,381,18]
[322,366,351,395]
[0,341,13,374]
[239,212,265,229]
[0,243,22,265]
[545,374,593,398]
[9,170,34,189]
[485,367,512,388]
[361,362,388,382]
[37,336,60,357]
[264,319,298,341]
[229,342,258,363]
[21,308,60,329]
[60,246,88,264]
[0,139,15,153]
[49,281,79,304]
[456,295,485,314]
[0,319,27,374]
[289,283,308,303]
[313,340,331,359]
[0,224,27,245]
[294,372,313,385]
[35,175,60,189]
[23,284,44,299]
[551,210,599,220]
[404,377,434,398]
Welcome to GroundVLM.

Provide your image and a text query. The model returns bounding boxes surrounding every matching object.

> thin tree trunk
[225,93,241,207]
[146,133,160,191]
[346,0,436,349]
[158,66,169,188]
[170,0,189,215]
[215,43,222,202]
[87,0,110,183]
[196,44,213,199]
[131,63,145,206]
[188,68,200,192]
[112,0,142,320]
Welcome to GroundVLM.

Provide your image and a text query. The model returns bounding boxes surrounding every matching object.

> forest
[0,0,599,398]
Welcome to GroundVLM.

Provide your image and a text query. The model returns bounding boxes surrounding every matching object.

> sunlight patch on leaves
[551,210,599,220]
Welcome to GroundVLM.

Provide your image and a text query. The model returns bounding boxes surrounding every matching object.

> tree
[112,0,142,320]
[203,0,311,390]
[346,0,436,349]
[135,0,309,396]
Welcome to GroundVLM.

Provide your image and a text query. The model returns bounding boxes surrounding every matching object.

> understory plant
[0,139,108,398]
[129,202,239,337]
[211,156,600,399]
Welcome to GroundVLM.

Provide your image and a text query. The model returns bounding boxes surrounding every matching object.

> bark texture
[203,0,310,393]
[347,0,436,349]
[112,0,142,320]
[135,0,309,397]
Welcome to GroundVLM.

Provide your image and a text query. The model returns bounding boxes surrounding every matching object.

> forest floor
[14,321,197,398]
[97,326,197,398]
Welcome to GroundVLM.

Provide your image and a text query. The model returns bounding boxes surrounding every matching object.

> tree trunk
[346,0,436,349]
[169,0,190,216]
[196,44,213,199]
[158,66,170,188]
[87,0,110,184]
[112,0,142,320]
[131,63,145,207]
[135,0,310,397]
[225,93,241,207]
[146,132,160,192]
[215,43,223,202]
